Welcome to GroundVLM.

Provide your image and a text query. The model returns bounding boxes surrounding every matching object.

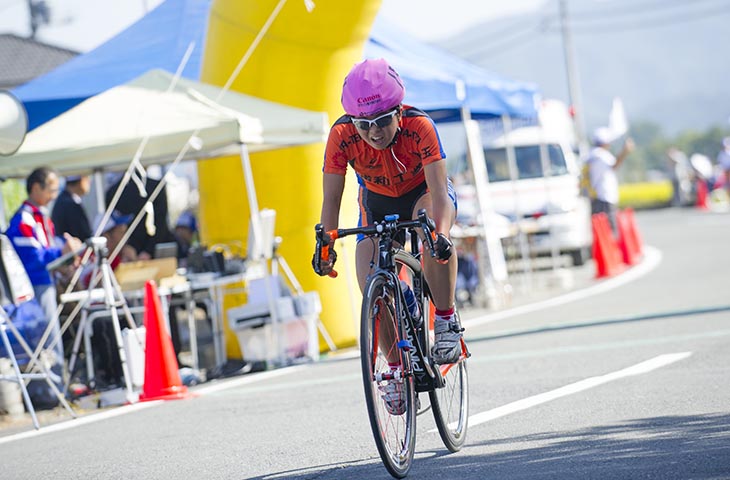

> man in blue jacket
[6,167,83,372]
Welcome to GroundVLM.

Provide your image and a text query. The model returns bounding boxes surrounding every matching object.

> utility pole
[27,0,37,38]
[27,0,50,39]
[558,0,587,154]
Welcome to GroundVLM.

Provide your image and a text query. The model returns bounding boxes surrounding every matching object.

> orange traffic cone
[616,210,639,266]
[592,213,625,278]
[695,179,710,210]
[139,280,191,402]
[625,208,644,256]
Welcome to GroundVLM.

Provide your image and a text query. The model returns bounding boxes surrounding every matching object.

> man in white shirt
[587,127,635,235]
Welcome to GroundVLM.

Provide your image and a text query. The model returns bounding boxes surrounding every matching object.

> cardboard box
[115,257,178,291]
[228,297,315,363]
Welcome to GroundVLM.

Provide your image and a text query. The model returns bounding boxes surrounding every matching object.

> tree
[618,121,730,182]
[28,0,51,38]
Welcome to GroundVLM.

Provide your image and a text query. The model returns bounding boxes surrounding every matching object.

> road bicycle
[314,209,470,478]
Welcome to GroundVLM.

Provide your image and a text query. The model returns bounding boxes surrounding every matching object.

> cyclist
[313,58,462,411]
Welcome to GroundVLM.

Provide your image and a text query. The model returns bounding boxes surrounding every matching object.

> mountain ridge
[437,0,730,135]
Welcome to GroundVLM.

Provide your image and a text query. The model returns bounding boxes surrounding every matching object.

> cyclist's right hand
[313,227,337,276]
[433,233,453,264]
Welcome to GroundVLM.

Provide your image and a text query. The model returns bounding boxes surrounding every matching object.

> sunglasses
[351,109,399,131]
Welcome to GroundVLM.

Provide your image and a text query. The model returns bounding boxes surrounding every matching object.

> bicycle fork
[397,297,445,392]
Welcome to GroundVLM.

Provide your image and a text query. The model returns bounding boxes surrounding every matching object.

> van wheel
[570,247,590,267]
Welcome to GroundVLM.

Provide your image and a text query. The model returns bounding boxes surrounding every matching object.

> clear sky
[0,0,545,52]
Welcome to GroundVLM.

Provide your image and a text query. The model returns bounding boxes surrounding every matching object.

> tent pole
[502,114,533,291]
[241,144,263,257]
[461,107,510,309]
[240,144,283,367]
[0,183,7,231]
[93,169,105,214]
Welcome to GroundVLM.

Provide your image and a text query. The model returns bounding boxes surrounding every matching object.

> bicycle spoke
[429,312,469,452]
[361,276,416,478]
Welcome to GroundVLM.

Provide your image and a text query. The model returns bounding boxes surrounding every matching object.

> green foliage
[674,126,729,160]
[619,121,730,182]
[1,180,26,223]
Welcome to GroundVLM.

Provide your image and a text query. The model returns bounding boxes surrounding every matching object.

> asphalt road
[1,207,729,479]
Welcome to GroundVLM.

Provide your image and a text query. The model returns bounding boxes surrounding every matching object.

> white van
[480,125,592,266]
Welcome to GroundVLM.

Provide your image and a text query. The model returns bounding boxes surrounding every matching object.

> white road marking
[463,245,662,329]
[445,351,692,431]
[0,400,162,446]
[0,247,663,444]
[0,366,307,445]
[192,364,309,395]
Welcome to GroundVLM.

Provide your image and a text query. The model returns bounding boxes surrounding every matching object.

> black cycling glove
[433,233,453,264]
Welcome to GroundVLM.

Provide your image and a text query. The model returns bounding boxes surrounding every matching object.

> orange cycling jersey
[323,106,446,197]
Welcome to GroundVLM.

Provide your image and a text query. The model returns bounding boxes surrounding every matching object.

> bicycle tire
[395,252,470,452]
[429,350,469,452]
[360,273,417,479]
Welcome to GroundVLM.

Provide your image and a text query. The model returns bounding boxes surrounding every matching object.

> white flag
[608,97,628,138]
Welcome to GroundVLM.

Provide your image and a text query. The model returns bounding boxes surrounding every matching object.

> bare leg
[357,239,399,364]
[412,193,457,311]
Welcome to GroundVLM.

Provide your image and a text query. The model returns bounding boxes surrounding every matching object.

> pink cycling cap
[341,58,405,117]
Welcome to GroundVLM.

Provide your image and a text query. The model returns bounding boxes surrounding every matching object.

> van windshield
[484,144,568,182]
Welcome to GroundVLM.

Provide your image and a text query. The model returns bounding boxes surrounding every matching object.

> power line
[445,3,555,52]
[462,29,542,61]
[466,1,730,60]
[455,18,551,61]
[549,3,730,34]
[568,0,729,21]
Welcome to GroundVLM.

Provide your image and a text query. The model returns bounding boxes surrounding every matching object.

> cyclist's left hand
[433,233,453,264]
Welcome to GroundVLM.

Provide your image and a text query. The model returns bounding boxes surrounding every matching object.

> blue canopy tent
[12,0,538,131]
[365,18,542,300]
[12,0,211,130]
[366,17,539,122]
[10,0,539,307]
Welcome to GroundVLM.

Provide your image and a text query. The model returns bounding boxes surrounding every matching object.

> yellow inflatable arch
[198,0,382,357]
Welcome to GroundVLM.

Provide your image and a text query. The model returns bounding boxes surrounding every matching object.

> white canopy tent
[3,68,328,263]
[3,69,330,369]
[3,69,328,177]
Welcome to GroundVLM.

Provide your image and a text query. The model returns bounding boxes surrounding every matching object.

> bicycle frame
[315,209,471,476]
[316,212,447,392]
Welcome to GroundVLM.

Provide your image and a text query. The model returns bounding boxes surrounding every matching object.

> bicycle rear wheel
[429,312,469,452]
[360,274,417,479]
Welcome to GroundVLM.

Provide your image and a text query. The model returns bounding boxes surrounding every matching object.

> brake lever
[417,208,438,257]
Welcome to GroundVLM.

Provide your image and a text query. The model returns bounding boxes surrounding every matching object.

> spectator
[5,167,83,403]
[666,148,692,207]
[174,210,198,266]
[105,176,175,260]
[82,210,136,288]
[716,136,730,196]
[52,174,92,241]
[585,127,635,235]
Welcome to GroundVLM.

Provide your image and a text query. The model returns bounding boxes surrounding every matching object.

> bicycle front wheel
[430,358,469,451]
[429,312,469,452]
[360,274,417,479]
